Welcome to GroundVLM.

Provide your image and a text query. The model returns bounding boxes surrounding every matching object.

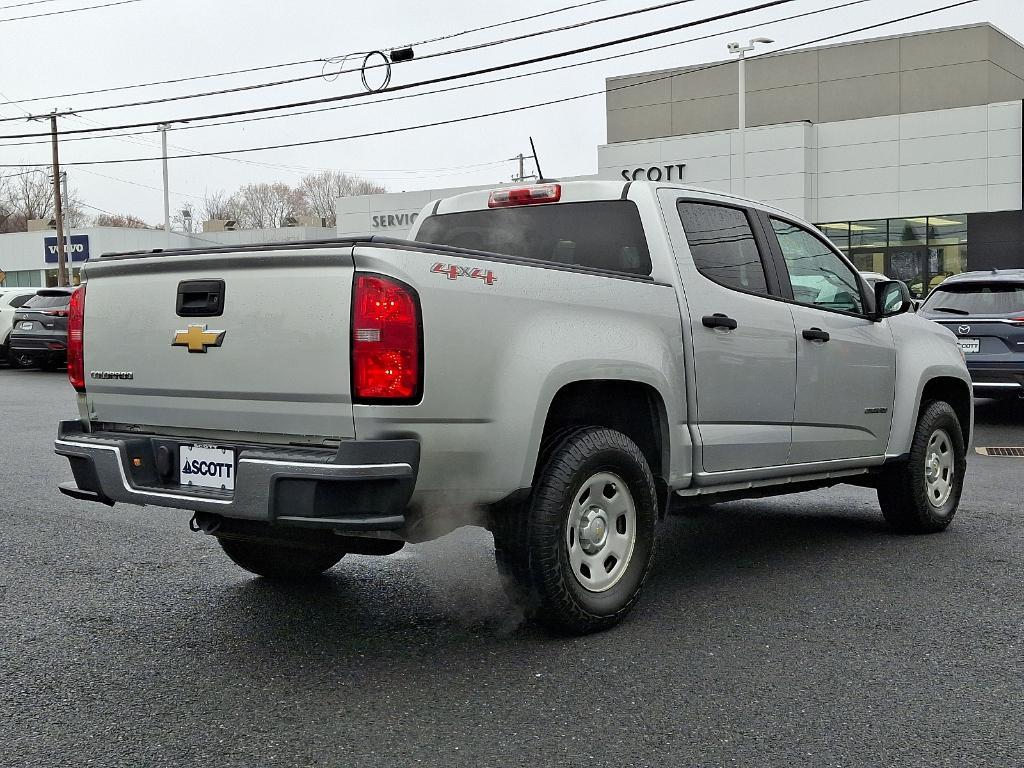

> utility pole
[158,123,171,245]
[510,153,528,183]
[49,112,68,287]
[510,141,542,183]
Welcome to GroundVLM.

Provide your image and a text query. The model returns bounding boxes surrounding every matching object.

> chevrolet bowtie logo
[172,324,226,353]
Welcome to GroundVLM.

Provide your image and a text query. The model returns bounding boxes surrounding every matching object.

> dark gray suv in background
[919,269,1024,399]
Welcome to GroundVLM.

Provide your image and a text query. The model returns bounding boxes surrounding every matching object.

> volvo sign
[43,234,90,264]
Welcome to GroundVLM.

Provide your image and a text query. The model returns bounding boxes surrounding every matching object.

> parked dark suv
[919,269,1024,399]
[9,288,76,371]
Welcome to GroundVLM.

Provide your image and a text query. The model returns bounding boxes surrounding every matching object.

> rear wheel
[494,427,658,634]
[218,537,345,580]
[877,400,966,533]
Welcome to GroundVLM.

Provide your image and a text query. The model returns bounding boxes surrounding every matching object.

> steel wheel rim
[565,471,636,593]
[924,427,955,509]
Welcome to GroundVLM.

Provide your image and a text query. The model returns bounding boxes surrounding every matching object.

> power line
[0,0,616,109]
[59,107,517,179]
[0,0,799,139]
[0,0,706,124]
[0,0,879,150]
[0,1,982,170]
[0,0,142,24]
[399,0,615,48]
[0,0,68,9]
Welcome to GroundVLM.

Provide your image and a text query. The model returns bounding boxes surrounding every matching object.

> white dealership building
[336,23,1024,295]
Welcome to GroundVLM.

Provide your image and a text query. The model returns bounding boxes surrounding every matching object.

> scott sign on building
[619,163,686,182]
[43,234,90,264]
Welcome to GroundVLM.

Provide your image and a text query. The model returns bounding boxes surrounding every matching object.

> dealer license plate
[957,338,980,354]
[19,321,34,330]
[179,444,235,491]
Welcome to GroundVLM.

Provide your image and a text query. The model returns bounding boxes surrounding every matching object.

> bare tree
[232,182,303,228]
[201,189,236,222]
[93,213,150,228]
[297,170,386,226]
[0,168,87,231]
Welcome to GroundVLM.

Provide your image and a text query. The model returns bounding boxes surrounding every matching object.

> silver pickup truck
[55,180,972,634]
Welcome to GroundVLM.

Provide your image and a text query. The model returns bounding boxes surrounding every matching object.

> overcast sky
[0,0,1020,223]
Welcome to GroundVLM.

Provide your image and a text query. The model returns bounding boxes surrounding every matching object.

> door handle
[802,327,830,342]
[702,313,738,331]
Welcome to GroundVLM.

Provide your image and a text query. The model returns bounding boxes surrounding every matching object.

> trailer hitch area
[189,512,223,535]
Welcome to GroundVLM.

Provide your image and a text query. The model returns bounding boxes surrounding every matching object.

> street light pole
[158,123,171,246]
[727,37,773,198]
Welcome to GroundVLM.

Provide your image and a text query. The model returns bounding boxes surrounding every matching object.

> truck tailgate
[82,248,356,440]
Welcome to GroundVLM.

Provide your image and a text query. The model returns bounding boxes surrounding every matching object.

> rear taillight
[44,309,69,317]
[1009,315,1024,326]
[488,183,561,208]
[351,274,421,403]
[67,284,86,392]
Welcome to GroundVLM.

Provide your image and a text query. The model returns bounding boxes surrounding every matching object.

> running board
[675,467,869,498]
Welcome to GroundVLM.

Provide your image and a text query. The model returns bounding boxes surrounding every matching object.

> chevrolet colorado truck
[54,181,972,634]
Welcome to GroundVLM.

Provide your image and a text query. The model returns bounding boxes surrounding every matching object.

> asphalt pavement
[1,366,1022,767]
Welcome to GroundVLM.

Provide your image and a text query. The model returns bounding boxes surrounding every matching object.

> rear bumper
[10,332,67,360]
[965,361,1024,396]
[54,420,419,533]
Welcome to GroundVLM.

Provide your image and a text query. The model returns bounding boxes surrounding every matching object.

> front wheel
[494,427,658,635]
[877,400,966,533]
[218,537,345,580]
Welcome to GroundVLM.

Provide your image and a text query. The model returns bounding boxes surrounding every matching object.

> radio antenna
[529,136,544,181]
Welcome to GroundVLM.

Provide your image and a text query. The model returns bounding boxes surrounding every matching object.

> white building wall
[596,101,1023,223]
[813,101,1022,222]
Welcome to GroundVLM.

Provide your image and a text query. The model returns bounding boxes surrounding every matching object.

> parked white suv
[54,181,972,634]
[1,287,39,367]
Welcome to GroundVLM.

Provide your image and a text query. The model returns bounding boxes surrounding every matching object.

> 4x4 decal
[431,262,498,286]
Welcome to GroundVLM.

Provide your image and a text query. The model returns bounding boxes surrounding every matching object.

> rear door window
[676,201,769,294]
[414,201,652,276]
[921,283,1024,315]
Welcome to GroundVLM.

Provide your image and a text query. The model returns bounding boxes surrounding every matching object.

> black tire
[494,426,658,635]
[877,400,966,534]
[218,537,345,580]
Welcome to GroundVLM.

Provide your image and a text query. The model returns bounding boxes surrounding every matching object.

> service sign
[43,234,90,264]
[371,212,419,229]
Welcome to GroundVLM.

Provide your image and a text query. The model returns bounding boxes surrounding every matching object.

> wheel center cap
[578,508,608,554]
[926,455,940,480]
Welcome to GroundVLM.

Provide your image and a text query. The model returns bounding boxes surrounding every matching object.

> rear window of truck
[414,201,653,276]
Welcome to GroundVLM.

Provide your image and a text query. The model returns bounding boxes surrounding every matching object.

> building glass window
[817,223,849,254]
[0,269,44,288]
[44,268,82,287]
[848,220,887,275]
[813,214,968,299]
[924,214,967,293]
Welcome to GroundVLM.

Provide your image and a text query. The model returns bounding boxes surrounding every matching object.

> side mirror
[873,280,913,320]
